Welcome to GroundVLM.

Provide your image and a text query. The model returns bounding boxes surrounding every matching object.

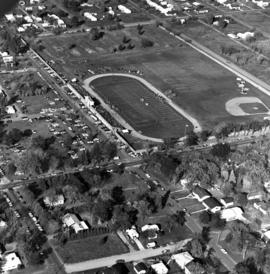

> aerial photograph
[1,0,270,273]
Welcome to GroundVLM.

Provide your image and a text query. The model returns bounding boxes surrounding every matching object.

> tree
[199,211,211,224]
[200,130,211,142]
[209,212,226,229]
[201,226,211,243]
[100,235,108,244]
[187,261,206,274]
[6,162,16,176]
[161,190,170,208]
[141,38,154,48]
[103,142,117,160]
[234,262,251,274]
[111,186,125,205]
[91,143,102,162]
[94,199,113,222]
[185,131,198,146]
[188,238,204,258]
[206,13,215,24]
[236,192,248,207]
[211,143,231,159]
[172,210,186,226]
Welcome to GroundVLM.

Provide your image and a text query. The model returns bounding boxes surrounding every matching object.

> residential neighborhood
[1,0,270,274]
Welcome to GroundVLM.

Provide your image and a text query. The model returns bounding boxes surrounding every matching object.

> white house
[118,5,132,14]
[151,262,168,274]
[171,252,194,274]
[5,105,16,114]
[1,253,22,272]
[83,12,97,21]
[126,226,139,239]
[220,207,243,222]
[0,219,7,228]
[141,224,159,232]
[62,213,88,234]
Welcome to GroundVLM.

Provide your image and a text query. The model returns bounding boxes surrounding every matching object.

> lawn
[54,233,128,263]
[39,23,270,131]
[234,11,270,35]
[91,75,192,139]
[239,102,269,114]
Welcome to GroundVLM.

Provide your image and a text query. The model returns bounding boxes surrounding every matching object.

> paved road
[0,159,143,190]
[64,239,191,273]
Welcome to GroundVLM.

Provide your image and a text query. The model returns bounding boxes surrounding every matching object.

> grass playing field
[91,75,193,139]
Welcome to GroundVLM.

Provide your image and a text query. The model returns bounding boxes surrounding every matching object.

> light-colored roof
[141,224,159,232]
[63,213,79,227]
[2,253,22,272]
[221,207,243,221]
[151,262,168,274]
[171,251,193,269]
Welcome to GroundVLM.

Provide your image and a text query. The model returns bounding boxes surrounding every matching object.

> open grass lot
[54,233,128,263]
[91,75,192,139]
[39,25,178,61]
[234,11,270,34]
[169,21,270,88]
[40,24,270,130]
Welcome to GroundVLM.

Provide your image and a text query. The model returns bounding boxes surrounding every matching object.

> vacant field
[54,233,128,263]
[40,25,178,60]
[234,11,270,34]
[91,75,192,139]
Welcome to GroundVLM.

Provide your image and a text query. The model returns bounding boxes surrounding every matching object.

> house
[62,213,88,234]
[118,5,132,14]
[220,197,234,208]
[220,207,243,222]
[263,230,270,242]
[134,262,148,274]
[5,105,16,114]
[5,14,16,22]
[141,224,159,232]
[254,202,268,215]
[247,191,263,201]
[0,219,7,228]
[171,252,194,274]
[1,252,22,272]
[202,197,222,213]
[192,186,211,202]
[151,262,168,274]
[126,226,139,239]
[44,194,64,207]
